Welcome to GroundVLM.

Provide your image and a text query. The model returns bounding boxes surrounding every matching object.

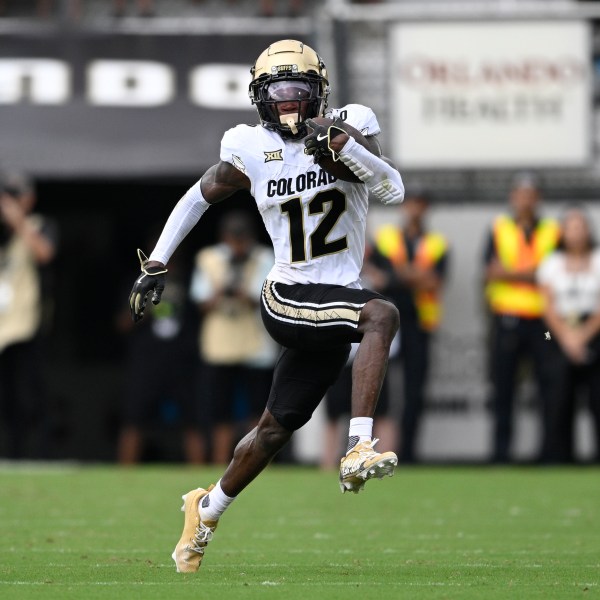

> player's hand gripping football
[304,118,347,163]
[129,249,168,322]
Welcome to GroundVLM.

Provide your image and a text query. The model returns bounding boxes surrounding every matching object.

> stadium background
[1,0,600,463]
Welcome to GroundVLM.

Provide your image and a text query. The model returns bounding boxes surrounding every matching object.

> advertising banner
[390,21,592,169]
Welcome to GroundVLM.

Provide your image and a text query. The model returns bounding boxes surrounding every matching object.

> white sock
[347,417,373,452]
[198,480,236,522]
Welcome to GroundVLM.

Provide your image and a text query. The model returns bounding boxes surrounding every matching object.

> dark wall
[3,177,268,461]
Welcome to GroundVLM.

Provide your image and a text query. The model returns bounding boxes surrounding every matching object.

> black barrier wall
[0,31,312,177]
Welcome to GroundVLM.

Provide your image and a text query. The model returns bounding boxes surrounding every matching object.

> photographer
[0,171,57,458]
[190,211,277,463]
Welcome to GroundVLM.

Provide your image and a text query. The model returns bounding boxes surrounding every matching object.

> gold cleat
[171,485,218,573]
[339,438,397,494]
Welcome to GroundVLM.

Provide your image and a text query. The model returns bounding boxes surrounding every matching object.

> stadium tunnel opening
[2,177,269,462]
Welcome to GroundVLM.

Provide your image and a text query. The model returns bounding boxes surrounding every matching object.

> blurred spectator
[537,205,600,463]
[113,0,154,17]
[190,0,238,6]
[117,238,204,464]
[0,0,52,17]
[190,211,277,464]
[69,0,81,20]
[483,173,560,463]
[0,171,57,458]
[0,0,82,19]
[375,189,449,463]
[321,239,398,470]
[259,0,304,17]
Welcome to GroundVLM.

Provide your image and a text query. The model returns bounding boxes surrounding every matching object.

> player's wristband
[137,248,168,275]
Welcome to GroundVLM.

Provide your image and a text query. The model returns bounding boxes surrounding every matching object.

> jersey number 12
[281,189,348,263]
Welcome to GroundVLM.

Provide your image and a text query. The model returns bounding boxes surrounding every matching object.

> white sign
[391,21,592,168]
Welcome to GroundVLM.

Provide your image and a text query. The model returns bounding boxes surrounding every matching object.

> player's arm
[147,162,249,267]
[200,160,251,204]
[129,161,250,322]
[336,131,403,205]
[305,118,404,205]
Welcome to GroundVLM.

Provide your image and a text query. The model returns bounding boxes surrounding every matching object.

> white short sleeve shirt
[537,249,600,317]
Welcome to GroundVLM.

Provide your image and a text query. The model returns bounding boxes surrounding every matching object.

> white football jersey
[219,104,380,289]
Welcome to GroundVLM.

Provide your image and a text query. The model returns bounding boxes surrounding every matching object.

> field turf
[0,464,598,599]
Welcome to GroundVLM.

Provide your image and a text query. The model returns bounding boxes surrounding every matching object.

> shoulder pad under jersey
[325,104,381,137]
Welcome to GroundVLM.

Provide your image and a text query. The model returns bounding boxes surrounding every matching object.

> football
[306,117,372,183]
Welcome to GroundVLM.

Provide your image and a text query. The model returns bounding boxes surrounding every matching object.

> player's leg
[172,343,350,573]
[172,414,292,573]
[244,364,275,430]
[336,298,399,492]
[351,298,399,417]
[261,280,400,492]
[372,368,397,458]
[261,280,398,419]
[219,344,351,495]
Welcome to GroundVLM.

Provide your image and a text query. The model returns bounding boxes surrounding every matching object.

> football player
[128,39,405,573]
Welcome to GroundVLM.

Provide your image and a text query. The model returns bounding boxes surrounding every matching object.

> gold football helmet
[249,40,330,138]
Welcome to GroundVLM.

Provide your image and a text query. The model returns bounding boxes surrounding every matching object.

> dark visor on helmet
[264,80,314,102]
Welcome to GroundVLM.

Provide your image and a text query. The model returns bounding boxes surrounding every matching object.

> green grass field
[0,464,599,599]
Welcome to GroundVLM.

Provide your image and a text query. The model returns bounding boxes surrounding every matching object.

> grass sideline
[0,464,598,599]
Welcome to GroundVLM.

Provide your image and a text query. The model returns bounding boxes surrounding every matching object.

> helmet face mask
[255,77,323,137]
[249,40,329,138]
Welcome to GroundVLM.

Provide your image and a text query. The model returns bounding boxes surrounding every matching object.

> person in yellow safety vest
[376,188,449,463]
[483,172,560,464]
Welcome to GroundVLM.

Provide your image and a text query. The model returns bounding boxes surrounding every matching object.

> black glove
[128,249,168,323]
[304,118,347,163]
